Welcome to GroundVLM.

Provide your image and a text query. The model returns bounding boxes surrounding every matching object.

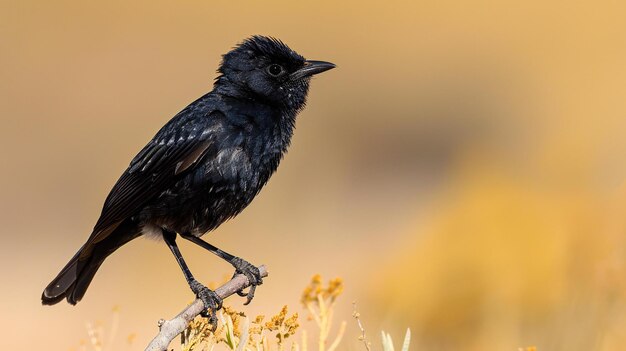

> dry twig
[144,265,268,351]
[352,302,371,351]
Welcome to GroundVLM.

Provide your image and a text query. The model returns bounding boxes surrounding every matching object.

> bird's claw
[230,257,263,305]
[190,280,222,331]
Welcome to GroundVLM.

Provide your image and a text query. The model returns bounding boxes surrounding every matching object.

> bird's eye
[267,64,284,77]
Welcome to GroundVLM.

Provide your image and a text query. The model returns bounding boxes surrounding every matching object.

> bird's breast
[147,134,285,236]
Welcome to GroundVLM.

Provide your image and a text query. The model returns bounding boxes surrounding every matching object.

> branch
[145,265,269,351]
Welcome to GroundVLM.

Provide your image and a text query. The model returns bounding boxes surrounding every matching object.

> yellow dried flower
[249,324,263,335]
[222,305,247,337]
[301,274,323,305]
[326,278,344,301]
[284,312,300,336]
[301,275,345,307]
[265,305,289,331]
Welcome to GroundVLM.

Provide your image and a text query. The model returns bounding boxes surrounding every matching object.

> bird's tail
[41,220,140,305]
[41,246,102,305]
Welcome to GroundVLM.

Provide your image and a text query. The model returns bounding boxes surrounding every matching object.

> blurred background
[2,0,626,350]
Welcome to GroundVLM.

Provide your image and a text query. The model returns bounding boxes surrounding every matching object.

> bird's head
[215,36,335,110]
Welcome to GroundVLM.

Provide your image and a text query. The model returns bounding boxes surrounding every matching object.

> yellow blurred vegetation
[376,154,626,351]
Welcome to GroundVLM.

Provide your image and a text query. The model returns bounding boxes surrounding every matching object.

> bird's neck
[213,76,249,100]
[211,76,302,162]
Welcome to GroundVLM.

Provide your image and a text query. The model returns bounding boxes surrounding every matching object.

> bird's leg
[180,233,263,305]
[162,230,222,329]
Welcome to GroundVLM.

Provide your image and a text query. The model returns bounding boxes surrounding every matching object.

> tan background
[2,1,626,350]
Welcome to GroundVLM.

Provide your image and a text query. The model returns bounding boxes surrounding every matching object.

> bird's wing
[85,109,226,248]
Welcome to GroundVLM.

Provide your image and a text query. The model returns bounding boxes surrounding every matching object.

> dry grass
[69,306,136,351]
[71,275,551,351]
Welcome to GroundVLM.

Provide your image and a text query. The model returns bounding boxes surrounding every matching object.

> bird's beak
[290,60,336,81]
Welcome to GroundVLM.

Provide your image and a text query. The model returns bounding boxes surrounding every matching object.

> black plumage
[41,36,335,321]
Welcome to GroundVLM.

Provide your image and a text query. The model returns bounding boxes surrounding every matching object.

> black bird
[42,36,335,322]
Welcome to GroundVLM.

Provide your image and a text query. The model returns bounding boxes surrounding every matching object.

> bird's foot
[190,279,222,330]
[230,257,263,305]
